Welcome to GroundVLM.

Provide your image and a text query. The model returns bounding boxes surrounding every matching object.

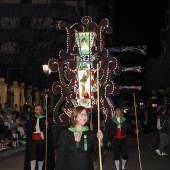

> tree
[145,52,170,105]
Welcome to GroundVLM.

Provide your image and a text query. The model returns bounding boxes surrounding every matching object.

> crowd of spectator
[0,103,31,151]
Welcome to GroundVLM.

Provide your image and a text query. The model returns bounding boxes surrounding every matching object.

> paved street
[0,133,170,170]
[0,152,24,170]
[96,133,170,170]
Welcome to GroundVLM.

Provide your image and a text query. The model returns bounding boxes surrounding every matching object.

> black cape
[55,129,98,170]
[24,116,55,170]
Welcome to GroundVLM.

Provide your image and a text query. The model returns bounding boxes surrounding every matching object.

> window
[0,17,20,29]
[20,17,31,29]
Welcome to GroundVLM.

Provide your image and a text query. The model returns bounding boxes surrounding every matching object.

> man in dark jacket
[107,106,138,170]
[24,105,55,170]
[156,107,170,156]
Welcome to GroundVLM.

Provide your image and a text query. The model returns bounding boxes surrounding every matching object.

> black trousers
[30,140,45,161]
[150,131,160,150]
[112,138,128,160]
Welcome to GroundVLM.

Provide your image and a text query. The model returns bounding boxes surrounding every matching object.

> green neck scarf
[69,126,89,151]
[68,126,89,136]
[111,115,126,127]
[35,114,45,119]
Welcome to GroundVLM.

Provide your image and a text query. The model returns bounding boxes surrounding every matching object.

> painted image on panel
[78,62,91,99]
[78,32,90,55]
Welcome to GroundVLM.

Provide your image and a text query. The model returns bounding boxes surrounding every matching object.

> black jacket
[108,116,135,142]
[24,116,55,170]
[55,129,98,170]
[148,111,159,132]
[158,114,169,133]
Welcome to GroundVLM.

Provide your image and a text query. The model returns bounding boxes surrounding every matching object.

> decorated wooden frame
[48,16,122,125]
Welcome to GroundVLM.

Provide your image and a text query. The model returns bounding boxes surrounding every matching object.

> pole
[90,108,93,130]
[133,93,143,170]
[97,64,102,170]
[45,90,48,170]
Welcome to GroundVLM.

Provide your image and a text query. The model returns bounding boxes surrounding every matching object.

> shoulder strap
[161,120,167,128]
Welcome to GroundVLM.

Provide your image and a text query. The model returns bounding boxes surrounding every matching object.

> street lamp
[42,64,51,76]
[42,64,51,170]
[42,64,51,91]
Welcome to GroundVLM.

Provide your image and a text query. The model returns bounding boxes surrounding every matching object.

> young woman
[55,106,103,170]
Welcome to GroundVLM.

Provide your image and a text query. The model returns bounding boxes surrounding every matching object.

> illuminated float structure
[48,16,122,125]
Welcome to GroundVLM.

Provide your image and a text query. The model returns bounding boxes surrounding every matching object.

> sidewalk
[0,145,25,160]
[95,133,170,170]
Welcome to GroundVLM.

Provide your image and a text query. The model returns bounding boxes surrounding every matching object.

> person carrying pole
[107,105,139,170]
[55,106,103,170]
[24,105,54,170]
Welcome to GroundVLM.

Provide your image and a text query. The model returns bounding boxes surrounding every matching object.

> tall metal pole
[97,64,102,170]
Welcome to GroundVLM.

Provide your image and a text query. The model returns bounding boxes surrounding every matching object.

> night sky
[88,0,168,58]
[115,0,169,58]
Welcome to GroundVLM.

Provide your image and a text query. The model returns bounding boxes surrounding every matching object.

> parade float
[47,16,122,125]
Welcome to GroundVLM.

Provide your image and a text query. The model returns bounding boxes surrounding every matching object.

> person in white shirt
[24,105,47,170]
